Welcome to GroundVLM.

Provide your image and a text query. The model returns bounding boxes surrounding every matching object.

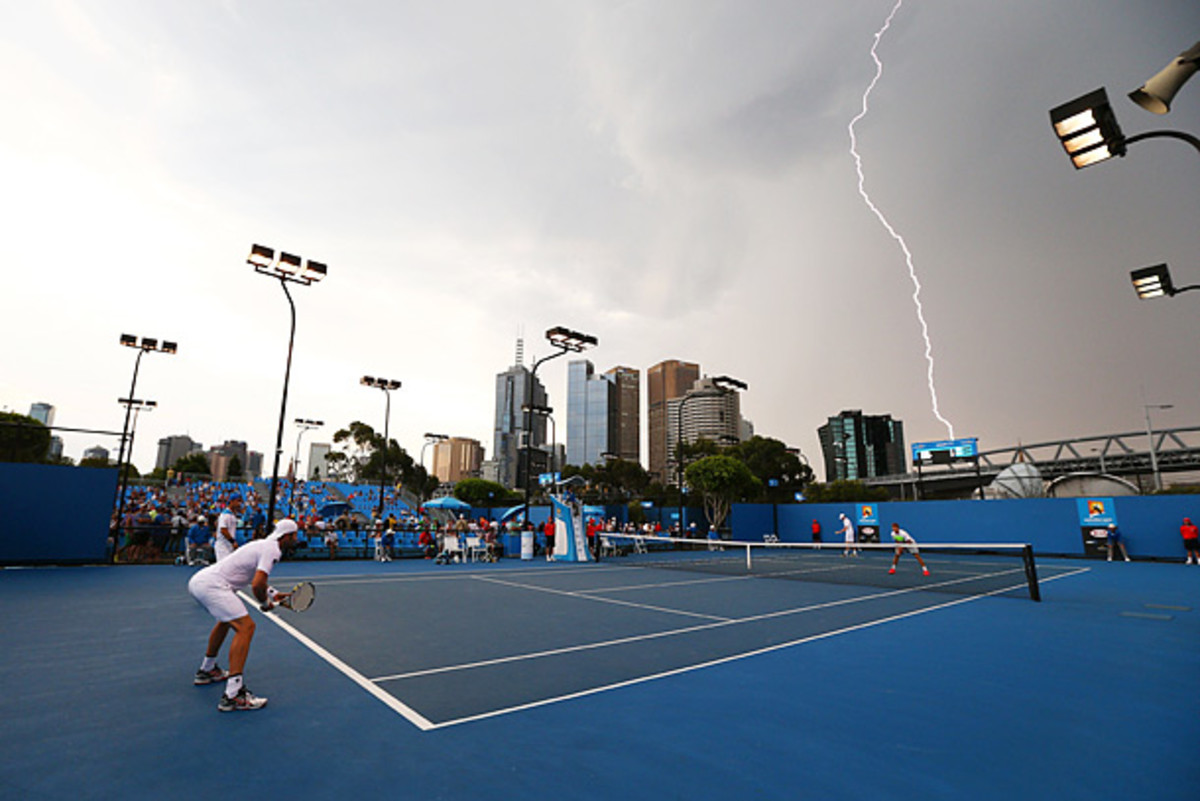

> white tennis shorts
[188,571,248,622]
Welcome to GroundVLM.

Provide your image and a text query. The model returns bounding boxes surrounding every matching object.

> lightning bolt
[848,0,955,439]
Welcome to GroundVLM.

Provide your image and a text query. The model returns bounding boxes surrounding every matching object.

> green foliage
[454,478,517,506]
[79,457,113,469]
[330,420,425,491]
[172,452,211,477]
[227,455,244,480]
[560,458,651,504]
[684,454,761,531]
[0,412,51,463]
[726,436,814,501]
[803,480,889,503]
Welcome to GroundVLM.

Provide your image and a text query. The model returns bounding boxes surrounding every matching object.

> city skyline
[2,3,1199,483]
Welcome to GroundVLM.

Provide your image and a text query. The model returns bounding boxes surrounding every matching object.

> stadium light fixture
[112,334,175,561]
[523,327,597,528]
[361,376,401,524]
[251,244,328,529]
[1049,88,1128,169]
[1131,263,1200,300]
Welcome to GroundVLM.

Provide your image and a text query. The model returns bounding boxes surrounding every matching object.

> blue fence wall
[0,463,116,563]
[730,497,1200,560]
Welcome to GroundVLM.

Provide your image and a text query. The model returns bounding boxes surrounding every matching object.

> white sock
[201,656,217,672]
[225,674,244,698]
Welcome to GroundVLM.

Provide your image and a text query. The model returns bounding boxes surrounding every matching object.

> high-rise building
[308,443,331,481]
[647,359,700,483]
[665,377,745,485]
[156,435,202,471]
[493,346,548,490]
[209,440,249,481]
[566,360,613,467]
[432,437,485,484]
[818,410,906,482]
[83,445,111,463]
[607,366,640,464]
[28,402,55,427]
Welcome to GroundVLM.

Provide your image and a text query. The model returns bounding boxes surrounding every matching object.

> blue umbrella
[423,496,471,511]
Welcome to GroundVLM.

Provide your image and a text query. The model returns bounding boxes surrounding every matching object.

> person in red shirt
[811,519,822,544]
[1181,517,1200,565]
[543,517,555,561]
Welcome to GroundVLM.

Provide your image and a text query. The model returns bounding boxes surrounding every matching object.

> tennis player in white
[214,495,242,562]
[188,518,298,712]
[888,522,930,576]
[838,513,858,557]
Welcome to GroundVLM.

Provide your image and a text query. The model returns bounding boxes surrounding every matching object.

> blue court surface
[2,554,1197,800]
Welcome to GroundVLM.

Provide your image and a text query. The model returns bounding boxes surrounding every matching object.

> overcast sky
[2,0,1199,480]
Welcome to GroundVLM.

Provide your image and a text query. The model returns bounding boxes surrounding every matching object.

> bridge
[861,426,1200,498]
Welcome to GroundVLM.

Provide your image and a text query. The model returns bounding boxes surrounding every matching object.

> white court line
[428,577,1046,730]
[248,564,1092,732]
[370,565,1065,683]
[370,579,976,682]
[473,575,734,622]
[237,590,436,731]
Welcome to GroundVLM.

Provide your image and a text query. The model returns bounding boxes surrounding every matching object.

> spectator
[1182,517,1200,565]
[185,517,213,566]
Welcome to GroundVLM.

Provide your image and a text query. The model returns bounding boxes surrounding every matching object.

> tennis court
[2,549,1196,800]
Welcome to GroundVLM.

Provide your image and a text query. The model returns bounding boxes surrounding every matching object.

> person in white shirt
[214,496,243,562]
[187,519,298,712]
[837,513,858,557]
[888,523,930,576]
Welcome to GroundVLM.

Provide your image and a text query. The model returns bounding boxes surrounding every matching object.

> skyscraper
[818,410,906,482]
[432,437,485,484]
[28,402,55,426]
[566,360,613,467]
[647,359,700,483]
[665,377,745,485]
[156,434,202,471]
[606,366,640,464]
[493,351,548,490]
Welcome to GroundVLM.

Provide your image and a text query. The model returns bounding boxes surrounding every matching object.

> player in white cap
[187,518,299,712]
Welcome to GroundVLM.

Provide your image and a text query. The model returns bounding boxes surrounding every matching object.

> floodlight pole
[291,419,322,518]
[250,244,327,530]
[420,433,448,498]
[266,278,296,530]
[362,378,401,525]
[522,327,596,526]
[1144,403,1173,492]
[112,335,174,563]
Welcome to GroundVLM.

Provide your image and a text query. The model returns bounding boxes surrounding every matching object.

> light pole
[112,334,174,560]
[522,327,596,524]
[362,376,401,524]
[675,375,747,535]
[113,397,156,559]
[421,432,449,497]
[249,244,326,527]
[1144,403,1173,492]
[291,419,323,517]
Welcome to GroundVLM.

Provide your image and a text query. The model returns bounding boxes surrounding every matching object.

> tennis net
[600,533,1042,601]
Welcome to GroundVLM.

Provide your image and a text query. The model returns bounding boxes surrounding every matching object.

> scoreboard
[911,437,978,466]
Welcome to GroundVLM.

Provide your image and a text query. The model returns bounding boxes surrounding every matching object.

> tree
[727,436,814,501]
[453,478,518,507]
[173,452,211,477]
[227,455,244,480]
[803,480,889,503]
[0,412,51,463]
[684,454,761,532]
[79,457,112,469]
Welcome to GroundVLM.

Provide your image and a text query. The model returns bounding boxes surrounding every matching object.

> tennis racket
[278,581,316,612]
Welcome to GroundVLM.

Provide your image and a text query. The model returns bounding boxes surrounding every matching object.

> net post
[1022,544,1041,602]
[745,543,752,571]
